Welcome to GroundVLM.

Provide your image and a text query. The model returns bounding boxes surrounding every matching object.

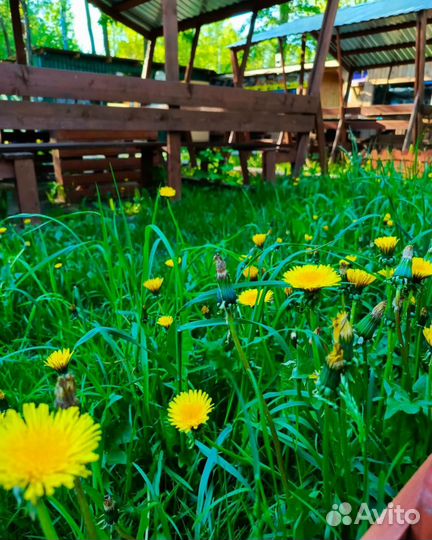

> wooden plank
[278,37,288,93]
[0,159,14,179]
[330,32,348,161]
[60,157,142,172]
[299,33,307,95]
[62,170,142,186]
[52,130,158,141]
[0,64,320,114]
[237,10,257,87]
[9,0,27,65]
[403,94,421,151]
[14,158,41,215]
[57,146,146,158]
[0,101,317,133]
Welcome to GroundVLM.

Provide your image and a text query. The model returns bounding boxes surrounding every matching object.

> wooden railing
[0,63,319,134]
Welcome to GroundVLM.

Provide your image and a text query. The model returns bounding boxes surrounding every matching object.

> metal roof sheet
[90,0,285,37]
[231,0,432,70]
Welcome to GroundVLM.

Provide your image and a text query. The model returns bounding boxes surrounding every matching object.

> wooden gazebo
[0,0,339,209]
[231,0,432,158]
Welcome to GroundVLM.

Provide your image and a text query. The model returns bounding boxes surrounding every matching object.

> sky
[70,0,248,55]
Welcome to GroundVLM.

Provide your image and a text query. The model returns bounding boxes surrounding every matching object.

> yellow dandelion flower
[378,268,395,279]
[374,236,399,255]
[333,312,353,344]
[159,186,176,198]
[54,262,63,270]
[0,227,7,235]
[387,220,394,227]
[313,215,319,221]
[157,315,174,329]
[323,225,329,232]
[283,265,341,292]
[304,234,313,242]
[144,277,164,294]
[165,257,182,268]
[25,241,31,247]
[201,305,210,315]
[0,403,101,504]
[412,258,432,281]
[23,218,32,225]
[45,349,73,373]
[346,269,376,288]
[0,391,5,401]
[243,266,259,280]
[252,233,267,248]
[167,389,213,433]
[383,213,391,223]
[277,237,283,244]
[346,255,357,263]
[424,326,432,347]
[238,289,273,307]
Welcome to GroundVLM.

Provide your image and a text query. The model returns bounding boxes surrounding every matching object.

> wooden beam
[298,33,306,95]
[113,0,152,12]
[9,0,27,65]
[153,0,288,37]
[142,38,155,79]
[184,26,201,83]
[414,10,427,143]
[89,0,153,39]
[344,39,432,57]
[237,10,257,87]
[402,93,421,152]
[163,0,181,198]
[294,0,339,176]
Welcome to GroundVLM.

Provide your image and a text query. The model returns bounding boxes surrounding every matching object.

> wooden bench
[0,62,323,201]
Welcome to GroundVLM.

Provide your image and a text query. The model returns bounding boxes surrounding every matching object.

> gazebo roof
[89,0,287,38]
[231,0,432,70]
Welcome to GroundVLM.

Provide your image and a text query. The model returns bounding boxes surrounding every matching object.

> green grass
[1,158,432,540]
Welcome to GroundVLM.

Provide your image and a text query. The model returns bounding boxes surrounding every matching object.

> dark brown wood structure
[0,0,338,210]
[231,1,432,160]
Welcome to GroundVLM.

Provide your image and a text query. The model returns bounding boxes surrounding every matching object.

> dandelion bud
[214,253,228,281]
[55,373,79,410]
[319,344,345,392]
[104,495,119,525]
[394,245,413,279]
[357,300,386,340]
[0,390,9,412]
[333,312,354,344]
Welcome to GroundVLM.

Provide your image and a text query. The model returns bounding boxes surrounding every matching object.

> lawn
[1,157,432,540]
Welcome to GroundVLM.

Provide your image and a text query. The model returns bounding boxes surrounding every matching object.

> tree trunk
[84,0,96,54]
[59,0,69,50]
[20,0,32,64]
[0,16,12,58]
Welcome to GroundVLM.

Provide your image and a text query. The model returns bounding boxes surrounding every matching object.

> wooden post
[278,37,288,92]
[184,26,201,167]
[234,10,257,88]
[330,69,353,161]
[9,0,27,65]
[330,31,348,161]
[294,0,339,176]
[143,38,155,79]
[414,10,427,145]
[298,33,307,95]
[162,0,182,198]
[184,26,200,84]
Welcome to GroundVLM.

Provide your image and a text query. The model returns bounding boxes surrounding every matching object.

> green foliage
[1,158,432,539]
